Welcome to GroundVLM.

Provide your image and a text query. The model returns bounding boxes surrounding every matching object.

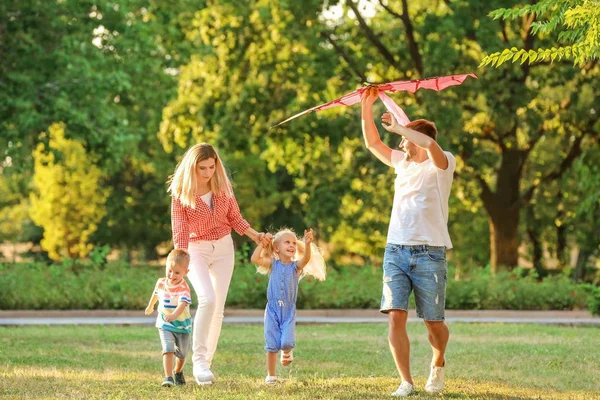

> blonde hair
[256,228,326,281]
[166,248,190,269]
[167,143,233,208]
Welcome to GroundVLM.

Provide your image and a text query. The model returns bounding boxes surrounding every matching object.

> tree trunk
[525,205,546,277]
[488,210,520,273]
[480,149,524,273]
[573,248,589,282]
[555,189,568,268]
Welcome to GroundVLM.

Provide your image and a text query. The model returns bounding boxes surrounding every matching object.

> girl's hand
[360,86,379,106]
[304,229,314,244]
[261,233,272,247]
[144,306,154,315]
[381,112,399,132]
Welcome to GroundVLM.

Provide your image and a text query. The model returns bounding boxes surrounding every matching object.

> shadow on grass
[2,372,595,400]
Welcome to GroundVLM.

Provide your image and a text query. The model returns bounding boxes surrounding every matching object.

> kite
[271,73,477,128]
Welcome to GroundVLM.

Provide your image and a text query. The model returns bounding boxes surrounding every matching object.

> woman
[168,143,264,385]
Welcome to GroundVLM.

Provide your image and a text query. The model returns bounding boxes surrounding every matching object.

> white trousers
[187,234,235,374]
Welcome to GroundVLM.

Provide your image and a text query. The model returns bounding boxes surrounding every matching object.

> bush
[0,259,596,312]
[588,286,600,315]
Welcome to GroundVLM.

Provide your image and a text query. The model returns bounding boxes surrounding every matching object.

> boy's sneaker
[194,365,215,385]
[161,377,175,387]
[265,375,277,385]
[425,365,445,393]
[391,381,414,397]
[174,371,186,386]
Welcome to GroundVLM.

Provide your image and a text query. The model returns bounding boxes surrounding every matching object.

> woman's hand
[253,232,265,244]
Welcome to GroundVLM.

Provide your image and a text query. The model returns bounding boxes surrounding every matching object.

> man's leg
[388,310,413,385]
[424,320,449,367]
[412,246,448,393]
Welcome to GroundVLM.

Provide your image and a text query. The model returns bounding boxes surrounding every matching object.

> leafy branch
[480,0,599,67]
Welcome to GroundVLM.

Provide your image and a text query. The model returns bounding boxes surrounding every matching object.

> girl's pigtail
[297,240,327,281]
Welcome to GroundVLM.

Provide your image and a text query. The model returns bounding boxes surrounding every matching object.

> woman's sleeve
[171,196,189,249]
[227,190,251,235]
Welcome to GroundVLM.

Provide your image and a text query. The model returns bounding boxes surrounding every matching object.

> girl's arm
[164,301,189,322]
[251,242,272,269]
[297,229,313,271]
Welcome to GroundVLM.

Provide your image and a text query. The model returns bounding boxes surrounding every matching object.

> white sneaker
[194,364,215,385]
[265,375,277,385]
[425,365,445,393]
[391,381,414,397]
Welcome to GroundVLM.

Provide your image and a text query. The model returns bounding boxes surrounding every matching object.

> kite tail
[378,92,411,126]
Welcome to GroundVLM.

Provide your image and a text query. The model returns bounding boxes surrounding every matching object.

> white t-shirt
[200,191,213,210]
[387,150,456,249]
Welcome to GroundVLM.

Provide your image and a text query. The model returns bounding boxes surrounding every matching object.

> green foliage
[480,0,600,67]
[1,259,595,313]
[29,123,110,260]
[0,0,194,253]
[588,286,600,315]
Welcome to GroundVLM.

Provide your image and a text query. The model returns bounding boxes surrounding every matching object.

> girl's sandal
[280,350,293,366]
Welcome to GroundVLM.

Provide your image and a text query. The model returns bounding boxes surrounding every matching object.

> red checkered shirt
[171,191,251,249]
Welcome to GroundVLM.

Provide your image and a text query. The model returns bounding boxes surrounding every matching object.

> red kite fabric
[272,73,477,128]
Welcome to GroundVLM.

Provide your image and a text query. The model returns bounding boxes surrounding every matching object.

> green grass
[1,323,599,399]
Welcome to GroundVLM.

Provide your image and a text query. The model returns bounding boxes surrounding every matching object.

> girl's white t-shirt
[200,191,213,210]
[387,149,456,249]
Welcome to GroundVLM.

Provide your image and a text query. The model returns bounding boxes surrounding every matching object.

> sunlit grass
[1,323,599,399]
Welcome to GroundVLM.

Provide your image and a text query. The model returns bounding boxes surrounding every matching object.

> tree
[1,0,197,256]
[480,0,600,67]
[30,123,109,260]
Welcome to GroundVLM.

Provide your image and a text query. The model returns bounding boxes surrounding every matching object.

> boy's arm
[251,243,272,269]
[144,293,158,315]
[164,301,189,322]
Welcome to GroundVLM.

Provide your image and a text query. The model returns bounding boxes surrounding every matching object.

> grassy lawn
[1,323,599,399]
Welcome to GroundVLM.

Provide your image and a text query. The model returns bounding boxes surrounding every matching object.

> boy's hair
[167,249,190,269]
[406,119,438,141]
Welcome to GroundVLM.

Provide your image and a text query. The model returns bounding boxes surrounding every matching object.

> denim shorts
[380,244,448,321]
[158,328,190,359]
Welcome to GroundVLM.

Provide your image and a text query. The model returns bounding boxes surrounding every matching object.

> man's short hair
[167,249,190,268]
[406,119,437,141]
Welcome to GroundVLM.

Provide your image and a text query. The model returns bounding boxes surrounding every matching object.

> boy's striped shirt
[154,278,193,333]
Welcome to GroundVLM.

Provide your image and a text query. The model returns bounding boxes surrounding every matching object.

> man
[361,87,456,397]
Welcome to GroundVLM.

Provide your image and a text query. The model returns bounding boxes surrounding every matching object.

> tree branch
[346,0,404,75]
[520,133,584,205]
[520,12,535,79]
[475,172,495,209]
[378,0,423,76]
[323,31,367,82]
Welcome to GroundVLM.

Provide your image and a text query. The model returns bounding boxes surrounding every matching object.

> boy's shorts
[158,328,190,359]
[380,244,448,321]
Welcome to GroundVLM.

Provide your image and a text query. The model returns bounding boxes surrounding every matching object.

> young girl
[251,228,326,384]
